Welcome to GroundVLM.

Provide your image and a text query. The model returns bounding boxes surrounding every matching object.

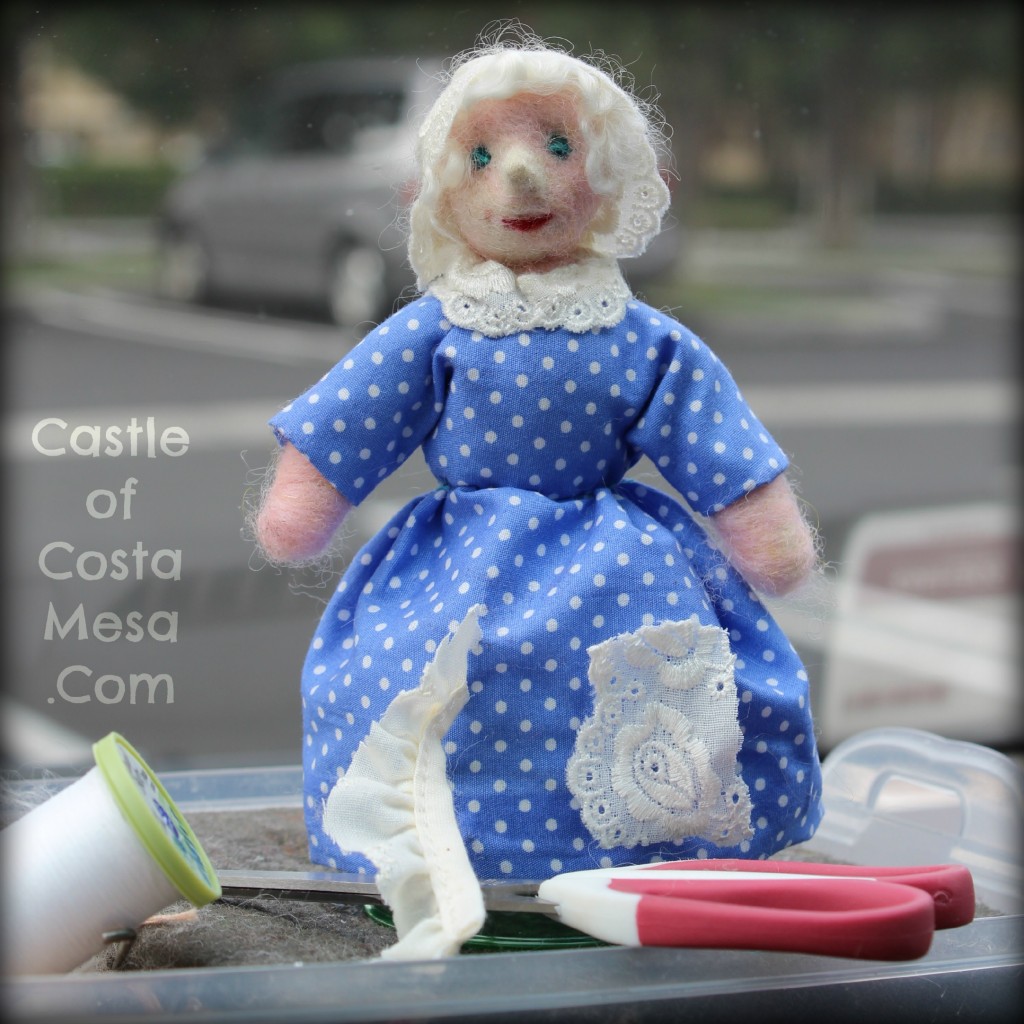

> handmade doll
[256,33,823,956]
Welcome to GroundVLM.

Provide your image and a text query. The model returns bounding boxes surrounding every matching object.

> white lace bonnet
[408,38,672,290]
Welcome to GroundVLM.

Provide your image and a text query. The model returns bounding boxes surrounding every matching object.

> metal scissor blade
[216,868,559,916]
[217,869,384,906]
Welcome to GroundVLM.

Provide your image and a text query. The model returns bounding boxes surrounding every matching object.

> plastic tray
[4,728,1022,1023]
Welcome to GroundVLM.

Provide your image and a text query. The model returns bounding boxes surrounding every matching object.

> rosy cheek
[573,182,601,225]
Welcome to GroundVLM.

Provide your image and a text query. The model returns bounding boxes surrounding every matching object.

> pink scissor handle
[635,859,975,929]
[536,859,974,960]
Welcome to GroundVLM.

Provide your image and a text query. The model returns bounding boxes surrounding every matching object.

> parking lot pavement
[15,213,1018,346]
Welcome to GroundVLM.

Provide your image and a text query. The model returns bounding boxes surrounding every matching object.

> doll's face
[445,91,601,273]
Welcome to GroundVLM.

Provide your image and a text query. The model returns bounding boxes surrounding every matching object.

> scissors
[218,858,974,961]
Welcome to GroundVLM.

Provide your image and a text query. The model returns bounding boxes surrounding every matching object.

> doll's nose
[503,145,544,195]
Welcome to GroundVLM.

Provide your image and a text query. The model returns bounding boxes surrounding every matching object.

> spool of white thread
[1,732,221,975]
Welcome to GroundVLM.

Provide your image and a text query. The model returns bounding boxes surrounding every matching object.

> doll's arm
[256,443,352,564]
[710,475,817,597]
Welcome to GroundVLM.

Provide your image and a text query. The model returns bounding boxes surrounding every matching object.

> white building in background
[19,41,200,168]
[698,89,1018,199]
[880,86,1019,188]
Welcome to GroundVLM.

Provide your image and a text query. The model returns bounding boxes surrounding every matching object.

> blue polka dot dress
[270,293,823,879]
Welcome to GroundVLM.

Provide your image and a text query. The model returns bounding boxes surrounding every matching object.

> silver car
[156,58,680,328]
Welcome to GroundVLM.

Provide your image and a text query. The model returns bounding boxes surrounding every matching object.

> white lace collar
[427,255,631,336]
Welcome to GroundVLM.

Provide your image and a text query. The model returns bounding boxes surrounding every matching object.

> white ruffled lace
[428,255,631,336]
[322,606,487,959]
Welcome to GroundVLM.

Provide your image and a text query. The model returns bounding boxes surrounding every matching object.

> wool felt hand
[711,475,817,597]
[256,443,351,564]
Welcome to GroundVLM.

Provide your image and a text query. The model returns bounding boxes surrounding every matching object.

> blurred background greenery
[4,5,1018,213]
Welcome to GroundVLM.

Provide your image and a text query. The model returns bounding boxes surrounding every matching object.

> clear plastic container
[807,726,1022,915]
[3,728,1021,1023]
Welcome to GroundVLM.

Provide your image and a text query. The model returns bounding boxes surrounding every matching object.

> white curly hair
[408,26,672,289]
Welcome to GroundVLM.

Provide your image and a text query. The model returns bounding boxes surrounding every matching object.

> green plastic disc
[364,903,606,952]
[92,732,221,907]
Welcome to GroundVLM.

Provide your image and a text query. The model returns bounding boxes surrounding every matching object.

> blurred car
[156,58,681,329]
[156,58,436,327]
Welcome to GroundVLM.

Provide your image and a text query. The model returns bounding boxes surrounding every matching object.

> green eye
[470,145,491,170]
[547,134,572,159]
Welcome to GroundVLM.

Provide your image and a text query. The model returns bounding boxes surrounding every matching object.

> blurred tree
[3,3,36,256]
[663,3,1019,243]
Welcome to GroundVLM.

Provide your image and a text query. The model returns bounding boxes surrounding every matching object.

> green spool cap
[92,732,222,907]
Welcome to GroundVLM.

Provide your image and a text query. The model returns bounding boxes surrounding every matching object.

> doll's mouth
[502,214,554,232]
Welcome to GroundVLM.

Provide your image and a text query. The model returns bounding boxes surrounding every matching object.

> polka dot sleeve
[626,307,789,517]
[269,298,448,505]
